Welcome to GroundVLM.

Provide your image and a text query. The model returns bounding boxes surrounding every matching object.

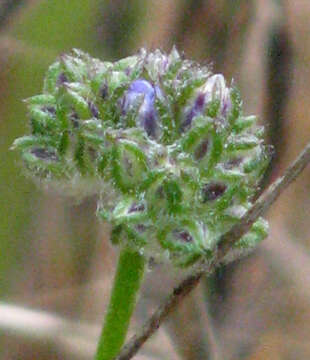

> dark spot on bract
[194,139,209,160]
[155,185,164,199]
[99,83,108,99]
[87,146,97,161]
[202,182,227,202]
[172,229,193,243]
[223,157,243,169]
[70,111,79,128]
[31,148,58,161]
[180,109,195,132]
[195,93,205,108]
[135,224,147,233]
[120,96,127,116]
[125,67,131,76]
[128,203,145,213]
[57,72,68,86]
[88,101,100,118]
[42,106,56,115]
[142,110,157,138]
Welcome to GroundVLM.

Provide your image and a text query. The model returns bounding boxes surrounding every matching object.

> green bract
[13,48,270,267]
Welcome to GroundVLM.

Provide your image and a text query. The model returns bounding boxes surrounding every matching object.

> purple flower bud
[221,90,232,117]
[121,79,160,137]
[122,79,155,110]
[181,93,205,131]
[181,74,232,131]
[201,74,232,117]
[145,50,169,77]
[88,101,100,118]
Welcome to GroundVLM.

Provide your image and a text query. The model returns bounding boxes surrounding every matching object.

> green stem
[95,247,145,360]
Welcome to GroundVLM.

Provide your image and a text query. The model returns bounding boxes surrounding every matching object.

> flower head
[12,48,270,267]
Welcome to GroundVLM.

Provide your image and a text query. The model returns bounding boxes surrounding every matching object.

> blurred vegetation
[1,0,310,359]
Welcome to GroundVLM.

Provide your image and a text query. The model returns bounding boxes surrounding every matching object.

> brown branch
[116,271,205,360]
[115,141,310,360]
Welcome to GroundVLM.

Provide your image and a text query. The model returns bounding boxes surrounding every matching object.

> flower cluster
[13,48,269,267]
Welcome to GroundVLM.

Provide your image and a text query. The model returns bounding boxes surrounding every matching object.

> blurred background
[1,0,310,359]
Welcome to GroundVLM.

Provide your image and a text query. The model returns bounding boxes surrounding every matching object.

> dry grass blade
[0,301,98,358]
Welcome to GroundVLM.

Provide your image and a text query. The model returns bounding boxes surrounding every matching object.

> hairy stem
[95,247,145,360]
[116,140,310,360]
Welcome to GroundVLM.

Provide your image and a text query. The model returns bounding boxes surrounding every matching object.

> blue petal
[122,79,160,137]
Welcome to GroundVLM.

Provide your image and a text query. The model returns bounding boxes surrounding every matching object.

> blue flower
[121,79,160,137]
[182,74,232,131]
